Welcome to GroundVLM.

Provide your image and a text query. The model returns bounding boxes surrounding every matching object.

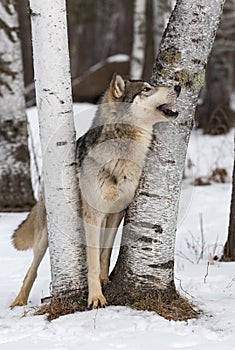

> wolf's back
[12,194,46,250]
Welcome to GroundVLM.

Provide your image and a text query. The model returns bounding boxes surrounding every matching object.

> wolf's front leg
[84,216,107,308]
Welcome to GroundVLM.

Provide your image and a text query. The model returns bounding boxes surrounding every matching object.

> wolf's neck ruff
[101,123,152,142]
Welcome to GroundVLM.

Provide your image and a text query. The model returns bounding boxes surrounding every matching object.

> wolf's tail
[12,193,46,250]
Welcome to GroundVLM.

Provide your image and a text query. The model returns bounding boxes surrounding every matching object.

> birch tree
[29,0,87,312]
[0,0,35,210]
[106,0,226,320]
[130,0,146,79]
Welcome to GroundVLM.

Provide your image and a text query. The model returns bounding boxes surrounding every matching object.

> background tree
[222,155,235,261]
[17,0,133,105]
[130,0,146,79]
[29,0,87,314]
[105,0,226,321]
[17,0,235,136]
[152,0,174,55]
[68,0,133,101]
[196,0,235,134]
[0,0,35,211]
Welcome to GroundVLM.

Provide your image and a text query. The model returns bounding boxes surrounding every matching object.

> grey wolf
[10,74,180,309]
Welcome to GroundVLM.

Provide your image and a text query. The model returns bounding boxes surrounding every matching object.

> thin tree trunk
[106,0,225,320]
[222,154,235,261]
[0,0,35,211]
[152,0,175,56]
[197,0,235,134]
[29,0,87,311]
[130,0,146,79]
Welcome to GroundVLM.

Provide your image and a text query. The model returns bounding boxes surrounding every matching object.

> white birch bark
[106,0,226,314]
[0,0,35,210]
[29,0,86,296]
[130,0,146,79]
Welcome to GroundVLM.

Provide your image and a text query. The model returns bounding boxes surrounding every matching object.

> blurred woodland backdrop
[0,0,235,211]
[17,0,235,133]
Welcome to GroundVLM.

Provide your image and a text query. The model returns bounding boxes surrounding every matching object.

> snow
[106,54,130,63]
[75,55,130,80]
[1,105,235,349]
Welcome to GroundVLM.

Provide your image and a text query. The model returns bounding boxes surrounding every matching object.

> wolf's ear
[110,73,125,99]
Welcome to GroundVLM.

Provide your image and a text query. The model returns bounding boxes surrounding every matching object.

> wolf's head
[103,73,181,130]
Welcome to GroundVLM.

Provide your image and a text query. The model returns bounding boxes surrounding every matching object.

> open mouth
[157,104,178,117]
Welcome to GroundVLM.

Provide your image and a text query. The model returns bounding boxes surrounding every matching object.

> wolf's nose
[174,85,181,97]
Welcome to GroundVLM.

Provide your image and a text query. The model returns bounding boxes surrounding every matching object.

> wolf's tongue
[157,104,178,117]
[160,104,170,113]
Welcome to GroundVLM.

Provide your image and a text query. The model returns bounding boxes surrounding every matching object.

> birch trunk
[29,0,87,306]
[0,0,35,211]
[106,0,225,320]
[130,0,146,79]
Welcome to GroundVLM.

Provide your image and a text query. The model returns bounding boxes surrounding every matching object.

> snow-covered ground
[0,105,235,349]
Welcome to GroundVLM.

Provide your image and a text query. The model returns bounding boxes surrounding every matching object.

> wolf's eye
[143,87,151,92]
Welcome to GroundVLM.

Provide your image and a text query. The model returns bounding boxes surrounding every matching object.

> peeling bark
[106,0,226,319]
[0,0,35,211]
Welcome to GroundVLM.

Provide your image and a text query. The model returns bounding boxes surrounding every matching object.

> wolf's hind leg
[10,227,48,308]
[100,211,124,286]
[84,212,107,308]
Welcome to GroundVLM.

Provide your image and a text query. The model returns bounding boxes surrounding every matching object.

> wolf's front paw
[88,292,107,309]
[10,297,27,309]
